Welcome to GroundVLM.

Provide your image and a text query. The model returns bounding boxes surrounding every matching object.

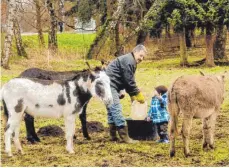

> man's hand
[131,95,136,102]
[146,117,151,122]
[135,92,145,104]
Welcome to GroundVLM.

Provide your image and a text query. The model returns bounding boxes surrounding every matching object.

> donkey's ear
[221,71,228,81]
[85,61,97,77]
[89,71,99,82]
[200,71,205,76]
[85,61,92,70]
[101,59,110,71]
[101,59,105,65]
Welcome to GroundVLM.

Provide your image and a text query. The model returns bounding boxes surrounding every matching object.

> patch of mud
[37,125,64,137]
[78,121,105,133]
[216,160,229,166]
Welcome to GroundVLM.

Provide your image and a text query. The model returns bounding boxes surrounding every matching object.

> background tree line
[1,0,229,69]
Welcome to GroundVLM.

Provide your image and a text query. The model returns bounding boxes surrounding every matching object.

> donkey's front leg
[79,104,91,140]
[13,126,24,154]
[64,114,76,154]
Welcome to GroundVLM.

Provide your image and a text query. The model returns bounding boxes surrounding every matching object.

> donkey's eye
[96,81,103,87]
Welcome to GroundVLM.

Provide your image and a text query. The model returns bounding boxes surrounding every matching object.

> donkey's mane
[67,66,103,81]
[18,66,103,83]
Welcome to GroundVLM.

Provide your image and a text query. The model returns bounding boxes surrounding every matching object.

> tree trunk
[1,0,16,69]
[100,0,107,25]
[165,24,171,38]
[185,28,192,48]
[114,21,123,56]
[205,27,215,67]
[179,28,188,66]
[87,0,156,59]
[34,0,45,47]
[58,0,65,32]
[200,26,205,35]
[87,19,110,59]
[13,18,27,57]
[86,0,125,59]
[136,29,148,45]
[213,25,227,61]
[47,0,58,53]
[118,0,156,48]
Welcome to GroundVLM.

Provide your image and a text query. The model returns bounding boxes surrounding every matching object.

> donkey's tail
[0,87,2,101]
[0,86,9,120]
[168,85,179,136]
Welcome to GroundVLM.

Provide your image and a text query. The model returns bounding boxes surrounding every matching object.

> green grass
[22,33,96,51]
[1,57,229,166]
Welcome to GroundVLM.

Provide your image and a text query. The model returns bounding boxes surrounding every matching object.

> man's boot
[109,123,119,141]
[117,126,139,143]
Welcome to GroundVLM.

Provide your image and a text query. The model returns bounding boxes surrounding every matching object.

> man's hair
[132,44,147,53]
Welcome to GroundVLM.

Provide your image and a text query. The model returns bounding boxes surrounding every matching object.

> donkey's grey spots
[65,82,71,104]
[57,94,66,105]
[12,132,15,138]
[95,81,105,98]
[72,103,82,114]
[5,124,10,132]
[14,99,24,113]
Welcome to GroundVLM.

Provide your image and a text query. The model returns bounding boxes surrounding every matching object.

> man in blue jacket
[106,44,147,143]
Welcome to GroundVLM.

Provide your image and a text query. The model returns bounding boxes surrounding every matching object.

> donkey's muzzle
[104,97,113,106]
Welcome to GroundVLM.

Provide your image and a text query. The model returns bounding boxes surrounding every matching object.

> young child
[147,85,170,143]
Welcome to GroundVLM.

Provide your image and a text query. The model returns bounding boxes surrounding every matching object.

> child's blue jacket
[148,93,170,124]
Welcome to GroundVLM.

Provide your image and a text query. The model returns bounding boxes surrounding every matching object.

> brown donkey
[168,74,225,157]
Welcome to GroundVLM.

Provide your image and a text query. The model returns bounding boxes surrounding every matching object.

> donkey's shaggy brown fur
[168,74,225,157]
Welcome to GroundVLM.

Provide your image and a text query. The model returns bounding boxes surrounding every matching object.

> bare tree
[34,0,45,47]
[1,0,16,69]
[179,28,188,66]
[47,0,58,52]
[205,26,215,67]
[213,25,228,61]
[86,0,125,59]
[58,0,65,32]
[13,18,27,57]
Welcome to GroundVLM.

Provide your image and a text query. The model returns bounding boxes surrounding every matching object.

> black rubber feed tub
[126,118,157,140]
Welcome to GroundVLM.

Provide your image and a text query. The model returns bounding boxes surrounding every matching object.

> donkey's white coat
[1,71,113,156]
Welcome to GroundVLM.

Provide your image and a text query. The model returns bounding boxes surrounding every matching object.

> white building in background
[75,18,96,33]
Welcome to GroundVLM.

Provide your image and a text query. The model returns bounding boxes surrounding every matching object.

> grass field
[1,54,229,166]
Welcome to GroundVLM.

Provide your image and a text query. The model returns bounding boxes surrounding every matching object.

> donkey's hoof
[203,142,208,149]
[68,150,75,154]
[85,136,91,140]
[184,152,191,157]
[170,150,175,157]
[27,138,37,144]
[66,148,75,154]
[16,149,24,155]
[209,144,215,150]
[34,137,40,142]
[20,150,24,155]
[203,143,215,151]
[8,152,13,157]
[5,150,12,156]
